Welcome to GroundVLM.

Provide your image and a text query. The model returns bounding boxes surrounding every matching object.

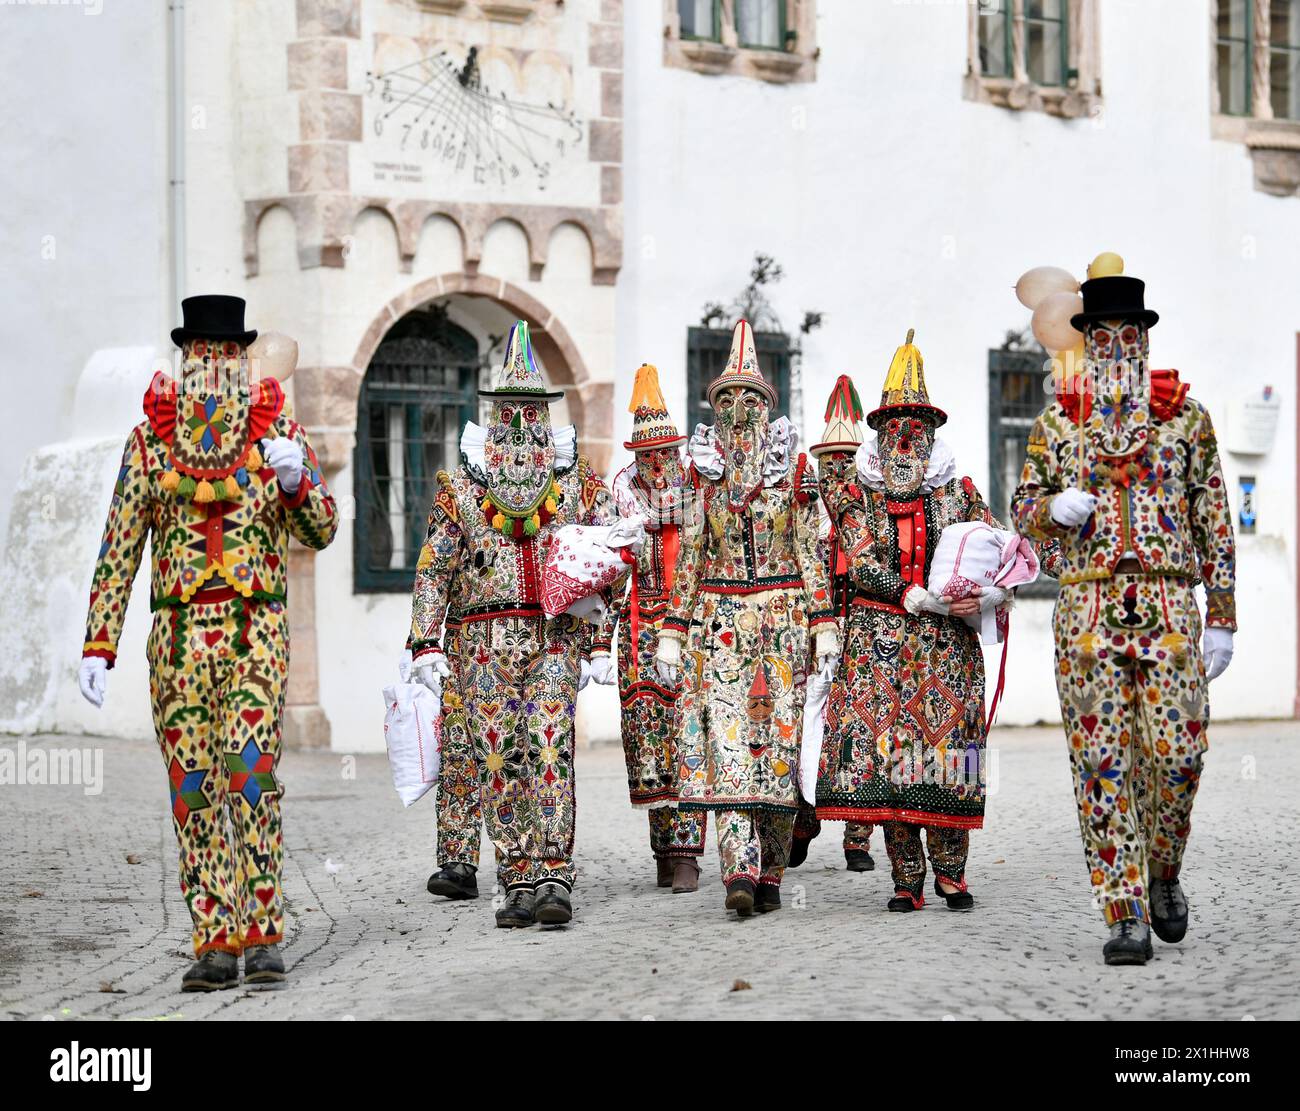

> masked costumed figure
[789,376,877,874]
[409,320,617,929]
[597,365,706,893]
[1011,271,1235,966]
[78,296,338,990]
[815,332,1012,913]
[655,320,840,918]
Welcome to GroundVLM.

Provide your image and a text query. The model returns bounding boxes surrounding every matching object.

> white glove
[903,585,949,616]
[413,650,451,702]
[78,657,108,709]
[397,649,413,682]
[979,586,1011,612]
[589,653,617,686]
[1204,627,1234,681]
[261,436,305,494]
[814,628,840,682]
[655,634,681,686]
[579,658,592,692]
[1050,488,1098,528]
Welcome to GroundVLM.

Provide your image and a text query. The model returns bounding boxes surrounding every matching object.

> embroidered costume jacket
[83,374,338,666]
[1012,382,1236,629]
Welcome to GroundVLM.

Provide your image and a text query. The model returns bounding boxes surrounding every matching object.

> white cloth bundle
[540,516,646,619]
[799,671,832,804]
[382,682,441,807]
[926,521,1040,644]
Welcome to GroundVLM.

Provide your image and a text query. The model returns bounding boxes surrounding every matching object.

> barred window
[685,325,792,431]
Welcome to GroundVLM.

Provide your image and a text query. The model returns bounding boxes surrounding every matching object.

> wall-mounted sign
[1238,474,1256,535]
[1225,385,1281,455]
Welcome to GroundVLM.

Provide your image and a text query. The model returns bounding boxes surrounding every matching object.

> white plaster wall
[615,0,1299,724]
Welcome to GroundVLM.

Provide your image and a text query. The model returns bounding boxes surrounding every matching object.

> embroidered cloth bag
[382,683,441,807]
[927,522,1040,644]
[541,516,646,619]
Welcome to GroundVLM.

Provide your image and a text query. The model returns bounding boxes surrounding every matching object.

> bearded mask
[483,400,556,515]
[878,414,935,500]
[634,445,686,526]
[1085,319,1150,459]
[714,386,769,512]
[816,451,859,519]
[171,339,253,474]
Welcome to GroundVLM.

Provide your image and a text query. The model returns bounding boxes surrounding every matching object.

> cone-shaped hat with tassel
[866,328,947,429]
[624,363,686,451]
[811,374,866,456]
[479,319,565,400]
[707,319,778,408]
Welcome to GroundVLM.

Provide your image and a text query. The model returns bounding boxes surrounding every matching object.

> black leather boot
[181,950,239,992]
[495,887,535,929]
[1149,878,1188,943]
[243,943,286,985]
[427,862,479,900]
[1103,919,1154,966]
[754,883,782,914]
[725,877,756,917]
[533,881,573,926]
[844,848,876,872]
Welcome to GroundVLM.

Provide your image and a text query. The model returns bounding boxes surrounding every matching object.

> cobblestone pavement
[2,721,1297,1021]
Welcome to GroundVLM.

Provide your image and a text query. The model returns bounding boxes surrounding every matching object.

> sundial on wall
[364,45,583,192]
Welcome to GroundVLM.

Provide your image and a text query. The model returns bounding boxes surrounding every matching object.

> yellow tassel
[194,480,216,504]
[224,480,243,503]
[531,512,541,530]
[247,445,263,471]
[160,470,180,493]
[552,481,562,498]
[544,497,557,515]
[628,363,666,414]
[482,496,493,512]
[492,512,506,530]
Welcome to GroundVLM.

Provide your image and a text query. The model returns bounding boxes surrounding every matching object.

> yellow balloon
[1087,251,1125,279]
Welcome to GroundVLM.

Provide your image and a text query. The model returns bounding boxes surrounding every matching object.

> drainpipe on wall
[169,0,186,315]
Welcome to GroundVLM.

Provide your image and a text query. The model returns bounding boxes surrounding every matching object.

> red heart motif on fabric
[265,554,280,573]
[1098,845,1117,867]
[1186,721,1201,737]
[164,728,182,746]
[720,632,735,648]
[241,709,264,728]
[203,630,222,648]
[254,886,276,908]
[1080,714,1099,736]
[159,558,171,575]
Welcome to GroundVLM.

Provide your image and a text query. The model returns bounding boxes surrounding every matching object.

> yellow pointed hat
[865,329,947,429]
[707,319,778,408]
[811,374,866,457]
[624,363,686,451]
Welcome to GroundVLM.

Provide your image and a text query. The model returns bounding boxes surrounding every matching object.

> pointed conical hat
[707,319,777,407]
[479,319,565,400]
[865,328,947,429]
[811,374,866,456]
[624,363,686,451]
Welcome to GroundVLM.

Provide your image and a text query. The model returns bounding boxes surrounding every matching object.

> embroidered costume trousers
[146,597,287,957]
[648,808,707,860]
[883,822,969,898]
[1053,576,1209,926]
[716,809,796,887]
[436,626,484,870]
[456,614,583,891]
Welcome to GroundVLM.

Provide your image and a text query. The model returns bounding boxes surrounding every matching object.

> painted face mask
[878,414,935,500]
[817,451,859,518]
[1085,319,1150,460]
[483,400,556,517]
[171,339,253,475]
[714,386,769,512]
[634,445,686,525]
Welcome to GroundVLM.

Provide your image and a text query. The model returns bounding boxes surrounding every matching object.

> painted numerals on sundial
[364,47,582,193]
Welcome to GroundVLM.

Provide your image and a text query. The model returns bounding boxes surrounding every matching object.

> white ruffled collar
[460,421,577,481]
[687,417,799,485]
[855,433,957,493]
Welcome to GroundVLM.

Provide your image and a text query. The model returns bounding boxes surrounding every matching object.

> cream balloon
[1031,290,1084,353]
[1049,340,1087,387]
[1015,266,1079,311]
[248,332,298,384]
[1087,251,1124,279]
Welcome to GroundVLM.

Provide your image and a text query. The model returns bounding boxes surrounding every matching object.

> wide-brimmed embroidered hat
[707,319,778,408]
[479,319,565,400]
[811,374,866,457]
[624,363,686,451]
[866,329,947,430]
[171,294,258,348]
[1070,275,1159,331]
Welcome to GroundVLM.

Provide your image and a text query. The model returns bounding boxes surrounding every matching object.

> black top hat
[171,294,258,348]
[1070,276,1159,331]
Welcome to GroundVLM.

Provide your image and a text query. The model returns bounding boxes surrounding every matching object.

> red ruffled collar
[143,370,285,479]
[1057,368,1189,426]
